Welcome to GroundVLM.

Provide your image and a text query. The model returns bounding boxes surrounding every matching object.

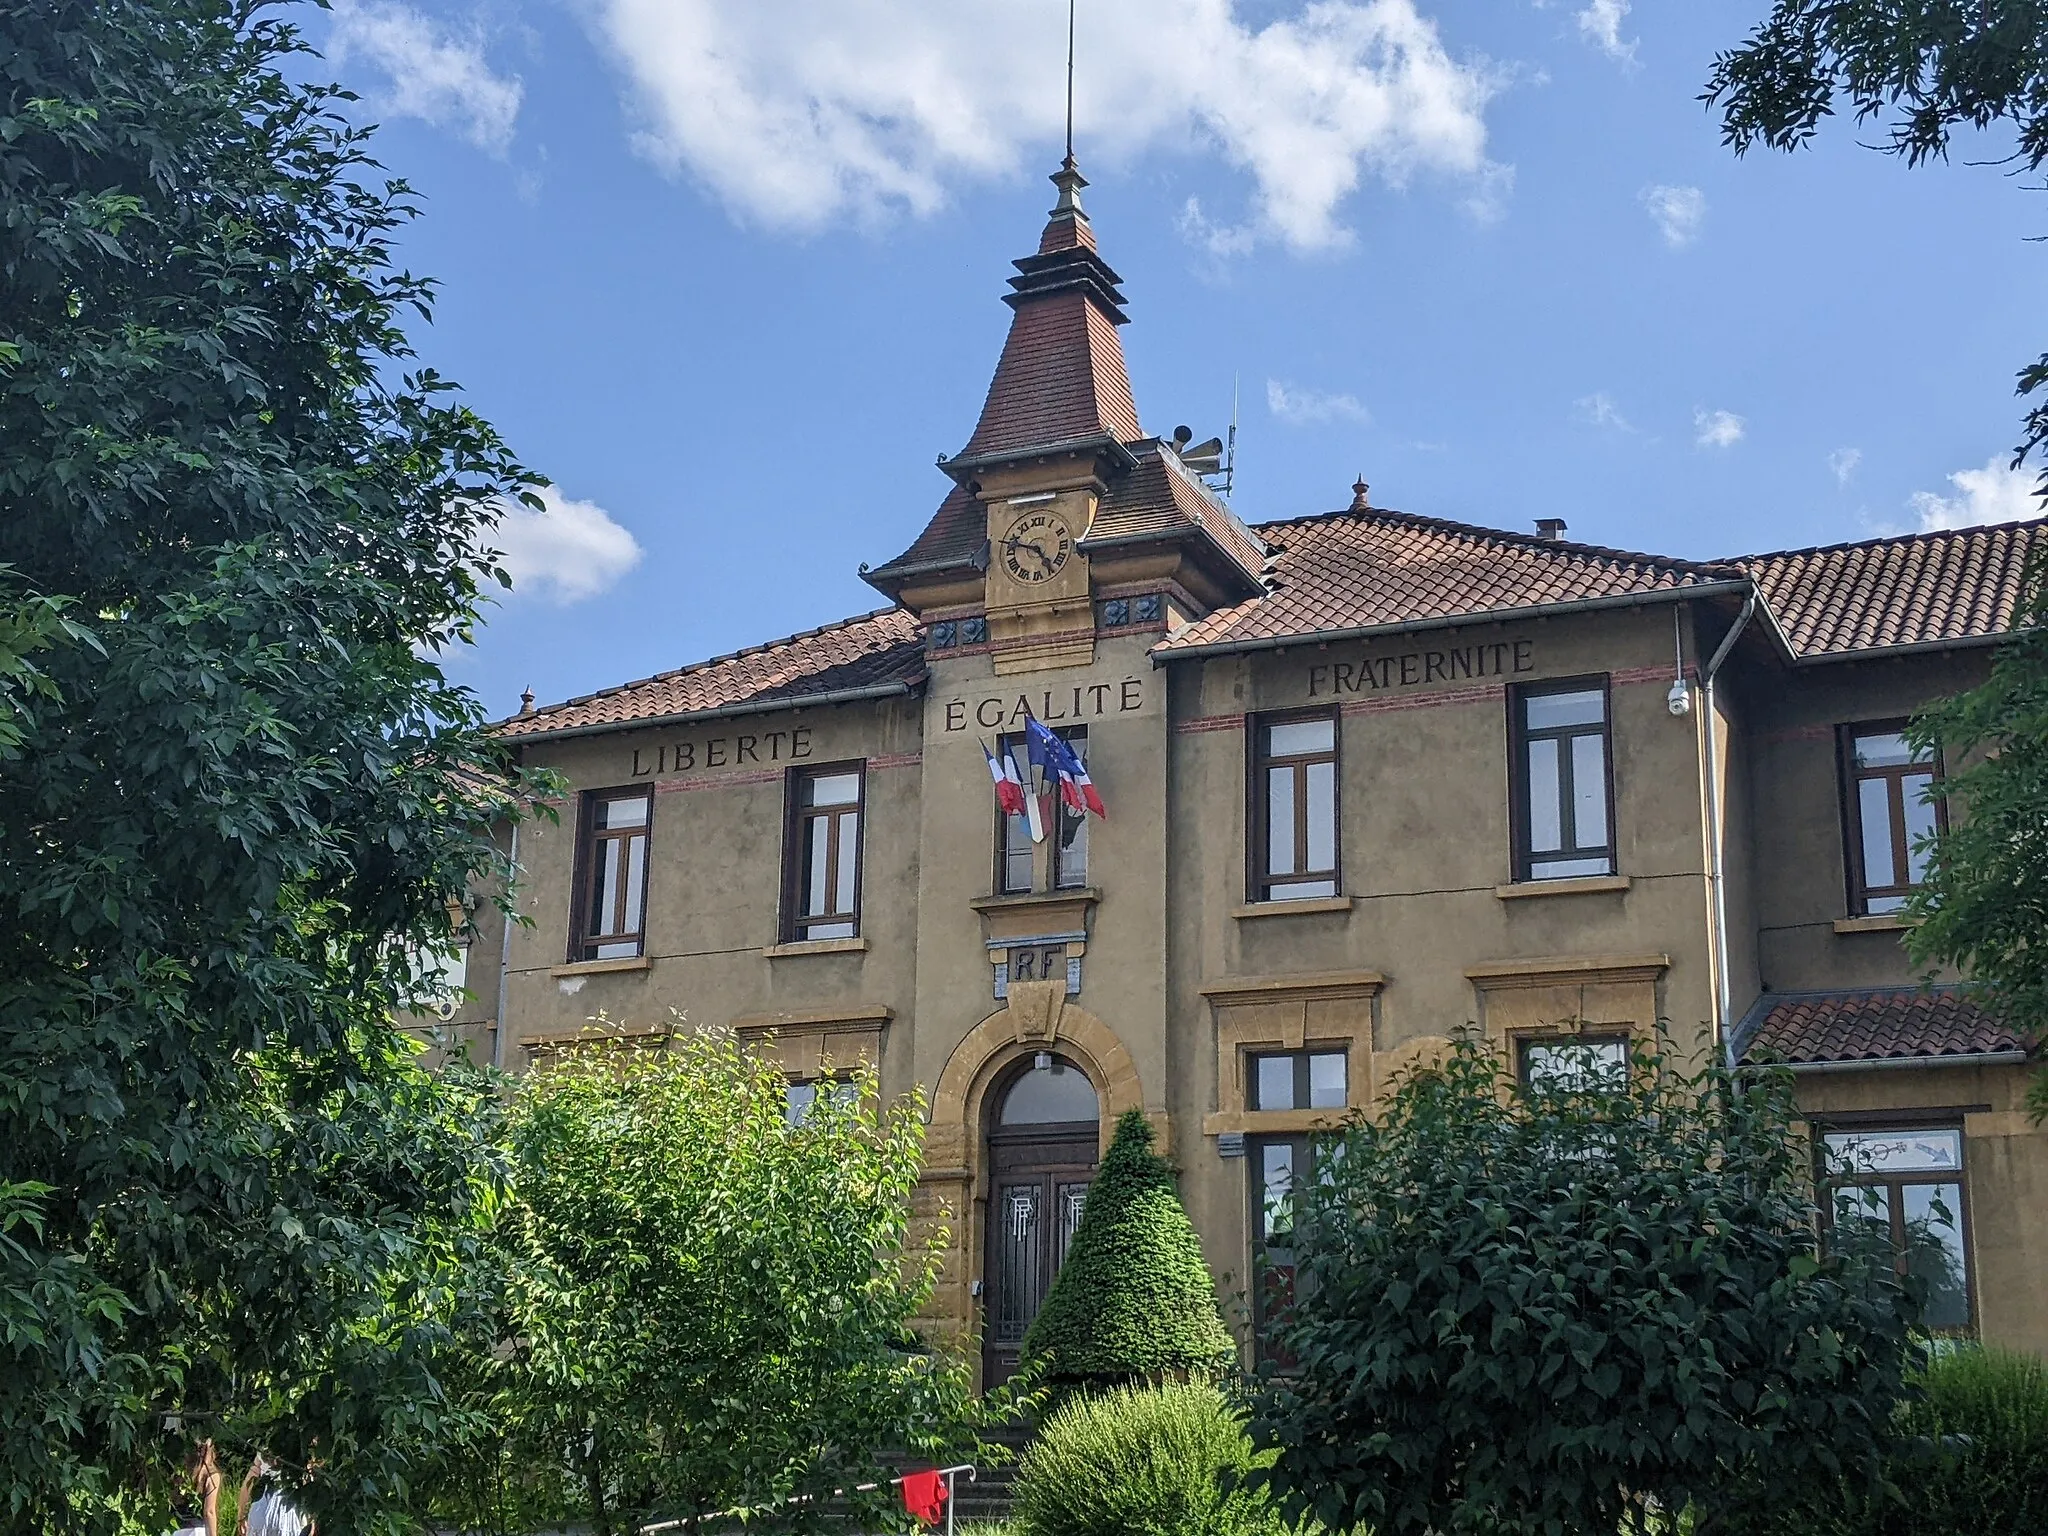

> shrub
[1898,1347,2048,1530]
[424,1021,1005,1535]
[1014,1381,1294,1536]
[1248,1039,1916,1536]
[1719,1345,2048,1535]
[1020,1110,1235,1389]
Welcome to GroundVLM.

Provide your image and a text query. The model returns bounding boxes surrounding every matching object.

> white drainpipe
[1701,595,1756,1064]
[493,819,519,1072]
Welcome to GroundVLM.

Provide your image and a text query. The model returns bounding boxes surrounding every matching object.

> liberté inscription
[940,677,1145,733]
[1308,640,1534,697]
[628,727,813,778]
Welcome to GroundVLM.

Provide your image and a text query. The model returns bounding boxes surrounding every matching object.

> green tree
[429,1021,1007,1536]
[0,571,93,759]
[1706,4,2048,1111]
[1904,569,2048,1113]
[0,1,541,1528]
[1246,1039,1917,1536]
[1022,1109,1235,1391]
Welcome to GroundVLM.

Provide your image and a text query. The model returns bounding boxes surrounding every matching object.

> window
[1821,1124,1972,1331]
[785,764,864,940]
[1248,1049,1348,1111]
[572,787,652,961]
[1250,712,1339,901]
[1842,723,1942,915]
[1518,1035,1630,1091]
[785,1078,860,1126]
[1511,681,1614,881]
[1249,1133,1344,1360]
[995,727,1088,894]
[1250,1133,1307,1358]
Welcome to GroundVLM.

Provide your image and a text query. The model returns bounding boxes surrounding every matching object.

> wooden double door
[982,1120,1097,1386]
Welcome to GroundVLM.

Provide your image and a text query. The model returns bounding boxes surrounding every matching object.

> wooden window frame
[784,1075,859,1127]
[1247,708,1342,903]
[1249,1130,1330,1366]
[1515,1032,1631,1089]
[1838,719,1945,917]
[782,761,866,942]
[1246,1048,1350,1111]
[568,785,654,962]
[1812,1114,1976,1333]
[990,726,1089,896]
[1508,676,1616,882]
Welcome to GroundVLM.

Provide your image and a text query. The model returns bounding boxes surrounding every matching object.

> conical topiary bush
[1021,1108,1236,1389]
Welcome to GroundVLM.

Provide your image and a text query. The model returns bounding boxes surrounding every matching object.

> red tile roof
[1086,443,1268,575]
[1148,509,2045,660]
[1740,519,2045,659]
[1156,508,1739,654]
[1738,987,2026,1067]
[499,608,925,740]
[958,287,1140,460]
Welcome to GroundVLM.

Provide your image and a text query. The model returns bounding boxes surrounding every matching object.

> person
[169,1442,221,1536]
[240,1456,313,1536]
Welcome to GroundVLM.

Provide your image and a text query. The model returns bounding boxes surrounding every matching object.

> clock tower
[864,156,1266,670]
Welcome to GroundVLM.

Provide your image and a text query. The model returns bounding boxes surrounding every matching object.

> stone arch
[931,990,1146,1165]
[916,984,1153,1375]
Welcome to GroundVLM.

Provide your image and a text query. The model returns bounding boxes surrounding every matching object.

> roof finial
[519,685,535,715]
[1065,0,1076,164]
[1350,476,1370,512]
[1048,0,1087,217]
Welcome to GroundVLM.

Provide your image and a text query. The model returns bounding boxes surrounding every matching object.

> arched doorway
[982,1053,1099,1386]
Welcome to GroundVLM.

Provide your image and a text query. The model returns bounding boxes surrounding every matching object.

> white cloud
[1640,184,1704,248]
[590,0,1507,253]
[1267,378,1371,425]
[1575,391,1630,431]
[1828,447,1862,486]
[1178,197,1259,259]
[1576,0,1636,64]
[1694,408,1745,449]
[1908,456,2045,530]
[486,487,643,604]
[327,0,523,154]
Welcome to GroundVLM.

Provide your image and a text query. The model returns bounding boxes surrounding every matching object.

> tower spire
[1064,0,1076,164]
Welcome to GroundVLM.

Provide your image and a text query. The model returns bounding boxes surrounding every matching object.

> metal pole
[1065,0,1076,161]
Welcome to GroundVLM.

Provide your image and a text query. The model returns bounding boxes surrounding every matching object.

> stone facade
[426,161,2048,1369]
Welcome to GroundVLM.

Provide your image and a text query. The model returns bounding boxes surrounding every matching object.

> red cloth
[900,1469,947,1527]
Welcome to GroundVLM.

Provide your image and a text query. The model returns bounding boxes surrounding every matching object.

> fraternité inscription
[1308,641,1533,698]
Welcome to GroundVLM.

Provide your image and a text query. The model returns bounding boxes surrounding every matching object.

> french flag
[983,742,1026,818]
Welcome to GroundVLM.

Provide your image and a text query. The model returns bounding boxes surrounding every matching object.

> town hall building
[434,157,2048,1374]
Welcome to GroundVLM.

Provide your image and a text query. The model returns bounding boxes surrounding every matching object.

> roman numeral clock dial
[999,510,1073,585]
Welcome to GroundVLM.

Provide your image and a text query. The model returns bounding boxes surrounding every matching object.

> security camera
[1666,679,1692,717]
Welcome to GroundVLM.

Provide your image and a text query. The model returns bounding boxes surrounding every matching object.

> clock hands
[1002,534,1057,574]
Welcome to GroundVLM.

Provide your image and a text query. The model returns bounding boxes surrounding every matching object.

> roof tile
[1740,520,2044,658]
[959,288,1140,460]
[1156,508,1737,653]
[1738,986,2025,1066]
[500,609,925,738]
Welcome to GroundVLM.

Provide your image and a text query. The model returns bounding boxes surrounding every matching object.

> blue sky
[316,0,2048,719]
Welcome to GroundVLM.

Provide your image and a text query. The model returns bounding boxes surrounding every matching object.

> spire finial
[1065,0,1076,163]
[1350,476,1371,512]
[519,685,535,715]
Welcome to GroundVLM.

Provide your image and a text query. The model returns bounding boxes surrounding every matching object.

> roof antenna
[1223,372,1238,499]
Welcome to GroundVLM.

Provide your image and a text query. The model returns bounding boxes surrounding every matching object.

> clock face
[999,510,1073,585]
